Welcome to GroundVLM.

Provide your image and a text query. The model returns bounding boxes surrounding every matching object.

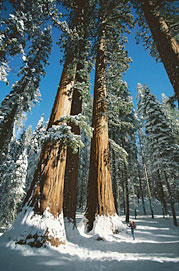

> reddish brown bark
[63,84,82,226]
[140,0,179,105]
[20,56,76,246]
[85,34,116,232]
[63,1,88,226]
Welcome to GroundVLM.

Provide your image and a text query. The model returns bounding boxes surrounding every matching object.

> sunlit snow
[0,199,178,271]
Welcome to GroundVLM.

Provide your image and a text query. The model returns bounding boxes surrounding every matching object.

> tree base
[86,214,126,240]
[1,205,66,247]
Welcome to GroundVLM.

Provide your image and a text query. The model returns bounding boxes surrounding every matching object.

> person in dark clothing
[128,220,136,240]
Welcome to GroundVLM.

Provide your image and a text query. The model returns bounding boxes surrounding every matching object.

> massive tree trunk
[140,0,179,104]
[8,56,77,247]
[85,33,116,233]
[63,71,82,226]
[63,1,89,227]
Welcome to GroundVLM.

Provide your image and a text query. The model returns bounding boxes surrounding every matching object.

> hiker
[128,220,136,240]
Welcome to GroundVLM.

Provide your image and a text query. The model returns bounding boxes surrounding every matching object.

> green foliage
[0,127,31,228]
[109,138,128,164]
[162,94,179,145]
[43,114,93,154]
[137,83,179,179]
[0,1,53,165]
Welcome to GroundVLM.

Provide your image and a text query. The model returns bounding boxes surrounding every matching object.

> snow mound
[77,214,127,241]
[91,215,126,239]
[0,206,66,247]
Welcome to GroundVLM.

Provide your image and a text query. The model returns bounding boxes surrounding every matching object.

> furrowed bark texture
[63,75,82,225]
[85,34,116,232]
[20,56,76,247]
[140,0,179,104]
[63,2,87,226]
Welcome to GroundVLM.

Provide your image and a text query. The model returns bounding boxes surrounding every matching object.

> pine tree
[137,83,179,226]
[0,0,52,176]
[117,121,137,223]
[107,76,139,222]
[0,127,30,228]
[162,94,179,144]
[25,116,47,191]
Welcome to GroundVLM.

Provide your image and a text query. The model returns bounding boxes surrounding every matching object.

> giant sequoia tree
[85,0,133,233]
[3,1,92,247]
[63,0,93,228]
[85,27,116,232]
[131,0,179,104]
[9,55,77,247]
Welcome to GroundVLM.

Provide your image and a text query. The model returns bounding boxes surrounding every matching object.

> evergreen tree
[25,115,47,191]
[5,0,92,247]
[0,127,31,228]
[62,0,94,228]
[131,0,179,104]
[85,0,134,234]
[162,94,179,144]
[106,67,139,221]
[0,0,52,177]
[137,123,155,219]
[137,83,179,226]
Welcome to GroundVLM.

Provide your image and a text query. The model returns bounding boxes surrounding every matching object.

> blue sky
[124,28,173,106]
[0,22,174,131]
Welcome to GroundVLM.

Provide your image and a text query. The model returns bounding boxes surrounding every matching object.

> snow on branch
[0,62,10,84]
[43,114,93,154]
[109,138,128,164]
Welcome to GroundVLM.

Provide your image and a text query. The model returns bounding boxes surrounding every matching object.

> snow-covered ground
[0,200,179,271]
